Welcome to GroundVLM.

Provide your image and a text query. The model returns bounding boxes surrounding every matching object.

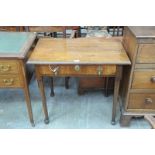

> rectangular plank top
[28,37,131,65]
[128,26,155,38]
[0,32,36,58]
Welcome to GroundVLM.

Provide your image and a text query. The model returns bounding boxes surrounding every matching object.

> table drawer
[37,65,116,76]
[137,44,155,63]
[0,75,23,87]
[128,93,155,110]
[132,69,155,89]
[0,60,20,74]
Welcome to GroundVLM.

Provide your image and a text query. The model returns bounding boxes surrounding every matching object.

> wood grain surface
[28,38,131,65]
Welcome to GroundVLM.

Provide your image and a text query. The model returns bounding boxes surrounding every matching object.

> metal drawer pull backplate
[49,65,59,75]
[0,65,11,72]
[145,98,153,104]
[3,79,14,85]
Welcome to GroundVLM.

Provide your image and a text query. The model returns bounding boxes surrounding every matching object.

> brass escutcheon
[74,65,80,72]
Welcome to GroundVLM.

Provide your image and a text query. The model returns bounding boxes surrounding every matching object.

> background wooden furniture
[24,26,80,38]
[0,32,36,126]
[28,37,131,125]
[107,26,124,36]
[120,26,155,126]
[25,26,79,96]
[0,26,24,31]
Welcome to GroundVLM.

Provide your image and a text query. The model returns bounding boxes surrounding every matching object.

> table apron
[35,64,116,77]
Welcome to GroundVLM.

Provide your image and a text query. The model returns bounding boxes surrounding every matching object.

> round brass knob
[151,76,155,83]
[74,65,80,71]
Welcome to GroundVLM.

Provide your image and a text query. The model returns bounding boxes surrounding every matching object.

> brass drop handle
[49,65,59,75]
[3,79,14,85]
[145,98,153,104]
[150,76,155,83]
[74,65,80,72]
[97,66,103,76]
[0,65,11,72]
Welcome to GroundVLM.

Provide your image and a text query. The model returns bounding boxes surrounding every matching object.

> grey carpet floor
[0,77,150,129]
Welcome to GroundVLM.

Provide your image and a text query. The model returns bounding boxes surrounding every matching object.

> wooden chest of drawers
[120,26,155,126]
[0,32,36,126]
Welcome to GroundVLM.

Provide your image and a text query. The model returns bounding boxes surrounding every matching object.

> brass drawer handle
[3,79,14,86]
[0,65,11,72]
[74,65,80,72]
[145,98,153,104]
[150,76,155,83]
[49,65,59,75]
[97,66,103,76]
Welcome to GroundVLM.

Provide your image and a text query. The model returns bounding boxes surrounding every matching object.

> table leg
[23,84,35,127]
[50,77,55,97]
[65,77,70,89]
[37,76,49,124]
[105,77,109,97]
[111,66,122,125]
[120,114,132,126]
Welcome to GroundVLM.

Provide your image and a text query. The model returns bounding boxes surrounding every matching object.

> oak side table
[28,37,131,125]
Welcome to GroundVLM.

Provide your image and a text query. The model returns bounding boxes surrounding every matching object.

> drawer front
[137,44,155,63]
[37,65,116,76]
[0,26,17,31]
[0,75,23,88]
[132,69,155,89]
[128,93,155,110]
[0,60,20,74]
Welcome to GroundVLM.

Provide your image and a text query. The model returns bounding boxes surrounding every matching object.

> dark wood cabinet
[120,26,155,126]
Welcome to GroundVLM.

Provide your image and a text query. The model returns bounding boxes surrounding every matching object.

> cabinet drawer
[37,65,116,77]
[0,75,23,88]
[0,60,20,74]
[128,93,155,110]
[132,69,155,89]
[137,44,155,63]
